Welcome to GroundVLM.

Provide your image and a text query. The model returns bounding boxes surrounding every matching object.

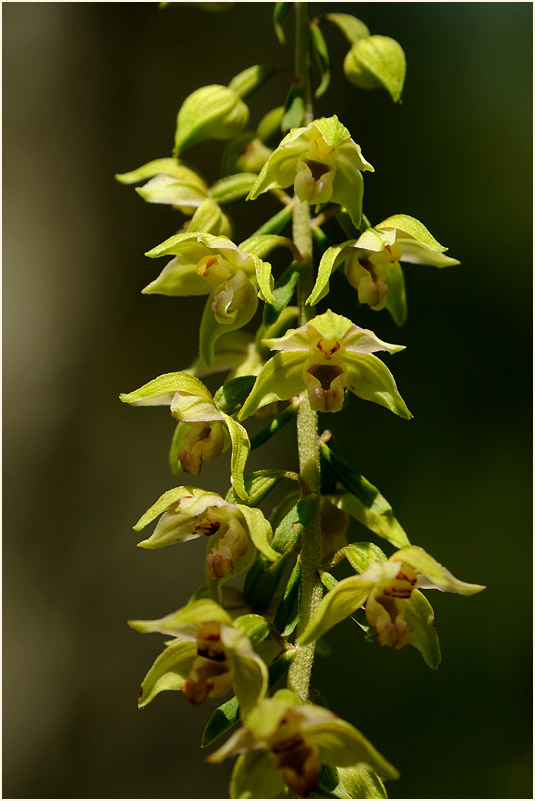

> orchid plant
[119,4,484,798]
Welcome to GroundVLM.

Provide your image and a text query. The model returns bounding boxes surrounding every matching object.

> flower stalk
[118,3,484,797]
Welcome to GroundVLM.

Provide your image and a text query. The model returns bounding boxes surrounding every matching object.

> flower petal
[395,546,486,595]
[120,371,212,406]
[238,352,306,419]
[137,639,197,707]
[230,751,284,799]
[237,504,279,562]
[344,353,412,418]
[404,589,441,670]
[298,574,374,645]
[128,598,232,636]
[305,717,399,779]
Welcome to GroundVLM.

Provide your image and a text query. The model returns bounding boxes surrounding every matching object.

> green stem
[286,1,323,702]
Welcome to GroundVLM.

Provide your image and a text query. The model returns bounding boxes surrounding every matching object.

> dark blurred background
[3,3,532,799]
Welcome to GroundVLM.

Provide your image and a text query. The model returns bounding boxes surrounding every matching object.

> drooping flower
[141,231,275,365]
[132,486,279,589]
[208,689,398,798]
[115,158,210,213]
[308,214,460,325]
[299,545,485,663]
[238,309,411,419]
[248,115,374,228]
[128,599,268,716]
[120,371,250,499]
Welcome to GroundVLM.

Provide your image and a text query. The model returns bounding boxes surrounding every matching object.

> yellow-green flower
[128,599,268,716]
[238,309,411,418]
[248,115,373,228]
[208,689,398,798]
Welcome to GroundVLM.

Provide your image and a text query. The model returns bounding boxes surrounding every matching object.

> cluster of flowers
[120,19,482,799]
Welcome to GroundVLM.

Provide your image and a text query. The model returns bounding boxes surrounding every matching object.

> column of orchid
[119,5,484,799]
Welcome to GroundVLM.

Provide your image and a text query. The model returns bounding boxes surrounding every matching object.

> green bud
[174,84,249,156]
[344,35,406,103]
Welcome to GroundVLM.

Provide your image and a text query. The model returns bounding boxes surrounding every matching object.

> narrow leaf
[213,376,256,416]
[273,1,291,44]
[227,64,276,100]
[310,21,331,98]
[273,560,301,636]
[210,172,258,204]
[263,261,303,328]
[272,495,314,554]
[225,469,283,506]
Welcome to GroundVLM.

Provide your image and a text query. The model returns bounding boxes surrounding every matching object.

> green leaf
[330,492,410,549]
[251,204,293,237]
[310,22,331,98]
[324,13,370,44]
[222,413,251,502]
[227,64,276,100]
[136,639,196,708]
[273,1,291,44]
[225,469,283,506]
[210,173,258,204]
[174,85,249,156]
[344,36,406,103]
[249,401,299,450]
[214,376,256,416]
[202,695,240,748]
[244,553,287,611]
[272,495,314,554]
[404,589,441,670]
[274,560,301,636]
[307,242,351,306]
[384,261,407,326]
[263,260,303,328]
[282,82,305,130]
[321,444,405,521]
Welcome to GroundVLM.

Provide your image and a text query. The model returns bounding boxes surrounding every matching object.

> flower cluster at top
[118,14,481,800]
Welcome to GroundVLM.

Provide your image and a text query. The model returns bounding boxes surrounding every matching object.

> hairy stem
[286,1,323,701]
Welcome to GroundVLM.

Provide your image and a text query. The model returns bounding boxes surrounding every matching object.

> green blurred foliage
[3,3,531,798]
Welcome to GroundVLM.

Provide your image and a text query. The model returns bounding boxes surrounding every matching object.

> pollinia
[119,5,484,798]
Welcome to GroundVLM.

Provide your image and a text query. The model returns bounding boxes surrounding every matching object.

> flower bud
[174,85,249,156]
